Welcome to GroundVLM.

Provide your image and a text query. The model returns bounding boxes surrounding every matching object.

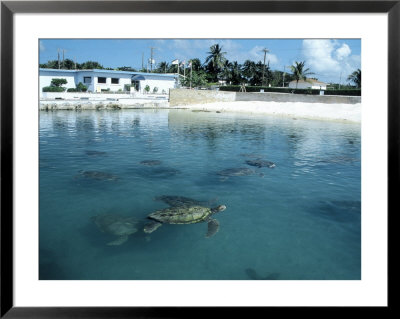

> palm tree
[189,58,202,72]
[242,60,257,84]
[204,44,227,82]
[229,61,243,85]
[156,61,169,73]
[290,61,314,88]
[347,69,361,88]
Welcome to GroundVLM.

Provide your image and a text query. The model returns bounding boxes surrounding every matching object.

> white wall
[138,79,176,94]
[90,72,132,92]
[311,84,327,90]
[39,71,77,92]
[288,81,326,90]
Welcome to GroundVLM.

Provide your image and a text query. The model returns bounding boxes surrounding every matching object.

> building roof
[132,74,176,81]
[289,79,327,85]
[39,68,178,78]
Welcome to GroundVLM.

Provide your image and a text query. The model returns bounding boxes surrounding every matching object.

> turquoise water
[39,109,361,280]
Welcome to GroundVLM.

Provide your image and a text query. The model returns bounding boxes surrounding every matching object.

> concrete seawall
[169,89,361,106]
[39,99,169,111]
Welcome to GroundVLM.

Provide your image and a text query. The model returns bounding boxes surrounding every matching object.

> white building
[131,74,179,94]
[288,79,327,90]
[39,68,178,97]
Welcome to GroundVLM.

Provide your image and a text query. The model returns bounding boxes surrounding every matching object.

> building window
[83,77,92,84]
[111,78,119,84]
[98,77,107,84]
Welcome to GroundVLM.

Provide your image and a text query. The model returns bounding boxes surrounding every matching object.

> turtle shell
[148,205,212,224]
[92,214,138,236]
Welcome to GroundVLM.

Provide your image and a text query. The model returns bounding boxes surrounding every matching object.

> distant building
[288,79,327,90]
[39,68,178,96]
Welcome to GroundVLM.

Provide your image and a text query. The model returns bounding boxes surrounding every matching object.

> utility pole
[62,49,65,69]
[142,52,144,71]
[339,71,342,89]
[190,60,193,89]
[57,48,60,69]
[261,48,270,87]
[150,47,156,72]
[283,65,292,87]
[283,66,286,87]
[74,56,77,70]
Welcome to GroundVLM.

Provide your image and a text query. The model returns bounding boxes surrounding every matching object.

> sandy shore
[171,101,361,123]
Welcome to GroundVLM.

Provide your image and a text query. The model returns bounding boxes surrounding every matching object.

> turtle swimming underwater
[245,159,276,168]
[216,167,258,181]
[140,159,162,166]
[143,205,227,238]
[85,150,107,157]
[91,214,139,245]
[154,195,215,207]
[245,268,280,280]
[75,170,119,181]
[216,167,255,177]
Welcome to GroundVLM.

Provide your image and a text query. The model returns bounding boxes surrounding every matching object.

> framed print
[1,0,396,317]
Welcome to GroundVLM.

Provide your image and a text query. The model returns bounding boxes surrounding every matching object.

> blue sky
[39,39,361,83]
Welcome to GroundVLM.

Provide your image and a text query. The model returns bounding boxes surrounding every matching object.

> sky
[39,39,361,84]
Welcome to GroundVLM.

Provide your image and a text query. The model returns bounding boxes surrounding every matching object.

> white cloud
[301,39,360,83]
[39,41,45,52]
[335,43,351,60]
[226,45,278,66]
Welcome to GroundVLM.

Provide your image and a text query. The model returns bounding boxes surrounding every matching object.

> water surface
[39,109,361,280]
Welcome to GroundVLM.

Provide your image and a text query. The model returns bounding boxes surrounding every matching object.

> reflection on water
[40,109,361,280]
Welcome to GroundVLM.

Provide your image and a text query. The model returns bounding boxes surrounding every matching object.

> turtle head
[213,205,226,213]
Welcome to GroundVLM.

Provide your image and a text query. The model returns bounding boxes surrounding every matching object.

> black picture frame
[1,1,396,317]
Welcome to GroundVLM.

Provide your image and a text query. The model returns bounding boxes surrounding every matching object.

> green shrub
[101,88,110,92]
[43,86,66,92]
[324,89,361,96]
[51,78,68,87]
[220,86,361,96]
[153,87,158,93]
[67,88,78,92]
[76,82,87,92]
[144,85,150,93]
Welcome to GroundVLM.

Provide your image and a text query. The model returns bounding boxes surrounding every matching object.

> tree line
[39,44,361,88]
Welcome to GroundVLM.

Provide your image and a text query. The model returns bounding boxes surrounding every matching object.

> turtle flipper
[144,221,162,234]
[107,235,129,246]
[206,218,219,238]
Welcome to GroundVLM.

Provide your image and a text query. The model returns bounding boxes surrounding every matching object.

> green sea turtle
[143,205,227,238]
[245,159,276,168]
[76,170,119,181]
[140,159,162,166]
[154,195,216,207]
[85,150,107,157]
[217,167,255,177]
[91,214,139,245]
[245,268,280,280]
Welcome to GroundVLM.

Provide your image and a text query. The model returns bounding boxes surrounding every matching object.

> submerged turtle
[85,150,107,157]
[217,167,255,177]
[154,195,215,207]
[143,205,227,238]
[245,159,276,168]
[91,214,139,245]
[76,170,119,181]
[140,159,162,166]
[245,268,280,280]
[148,167,181,177]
